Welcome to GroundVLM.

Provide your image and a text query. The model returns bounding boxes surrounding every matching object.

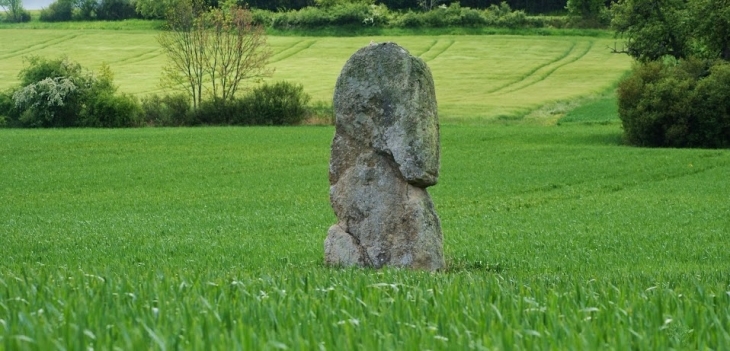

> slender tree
[157,0,271,109]
[204,4,272,104]
[0,0,27,22]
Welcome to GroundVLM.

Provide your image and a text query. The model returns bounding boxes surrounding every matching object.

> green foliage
[7,56,140,128]
[566,0,609,28]
[690,0,730,61]
[270,1,552,29]
[251,8,274,26]
[0,89,14,126]
[242,81,311,125]
[612,0,730,148]
[140,93,192,126]
[39,0,75,22]
[612,0,730,61]
[135,0,179,19]
[39,0,138,21]
[81,92,142,127]
[273,2,381,28]
[75,0,99,20]
[314,0,374,7]
[13,76,81,127]
[187,81,311,126]
[0,0,30,23]
[96,0,138,20]
[159,2,272,109]
[617,58,730,148]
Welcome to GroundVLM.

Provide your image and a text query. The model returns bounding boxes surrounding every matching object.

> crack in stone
[340,224,374,267]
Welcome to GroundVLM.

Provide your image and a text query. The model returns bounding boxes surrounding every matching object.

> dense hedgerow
[39,0,74,22]
[0,59,314,128]
[29,0,573,29]
[139,93,192,127]
[188,81,311,126]
[242,81,311,125]
[0,5,31,23]
[269,2,566,29]
[0,57,315,128]
[617,58,730,148]
[40,0,138,22]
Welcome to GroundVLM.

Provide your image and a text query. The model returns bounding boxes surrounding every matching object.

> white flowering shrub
[12,77,79,127]
[1,56,142,128]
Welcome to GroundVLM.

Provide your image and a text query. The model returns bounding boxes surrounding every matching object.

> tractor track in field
[0,34,78,60]
[418,39,454,62]
[110,49,164,65]
[270,40,317,63]
[489,40,594,95]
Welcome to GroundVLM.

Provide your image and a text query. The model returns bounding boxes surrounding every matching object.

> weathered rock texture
[324,42,444,271]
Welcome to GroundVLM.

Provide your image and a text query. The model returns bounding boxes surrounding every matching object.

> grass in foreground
[1,123,729,349]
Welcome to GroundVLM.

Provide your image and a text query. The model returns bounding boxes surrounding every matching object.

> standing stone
[324,42,444,270]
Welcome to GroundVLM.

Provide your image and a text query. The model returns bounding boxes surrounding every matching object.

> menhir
[324,42,444,271]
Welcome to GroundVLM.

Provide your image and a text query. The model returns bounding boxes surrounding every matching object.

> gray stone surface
[324,42,444,270]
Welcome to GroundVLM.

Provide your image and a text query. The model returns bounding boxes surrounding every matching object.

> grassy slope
[1,125,729,349]
[0,28,630,121]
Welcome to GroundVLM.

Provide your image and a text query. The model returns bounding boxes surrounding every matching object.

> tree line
[0,0,596,24]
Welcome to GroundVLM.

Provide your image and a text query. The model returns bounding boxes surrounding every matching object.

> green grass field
[0,28,630,121]
[2,26,730,350]
[2,124,730,349]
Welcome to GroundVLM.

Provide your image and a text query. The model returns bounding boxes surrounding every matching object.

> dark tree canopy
[612,0,730,62]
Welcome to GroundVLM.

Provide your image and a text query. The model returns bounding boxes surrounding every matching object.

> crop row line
[270,40,317,63]
[492,40,595,96]
[0,34,78,60]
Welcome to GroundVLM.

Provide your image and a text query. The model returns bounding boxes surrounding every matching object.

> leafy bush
[189,99,240,125]
[241,81,311,125]
[251,8,273,27]
[329,3,370,26]
[74,0,98,20]
[96,0,137,21]
[460,7,487,27]
[7,57,141,128]
[305,101,335,125]
[293,6,332,27]
[39,0,137,21]
[13,76,80,127]
[566,0,610,28]
[0,0,31,23]
[188,81,311,126]
[2,9,31,23]
[39,0,74,22]
[259,3,566,30]
[617,58,730,148]
[140,93,191,126]
[271,3,387,28]
[394,10,424,27]
[0,90,15,127]
[496,9,528,28]
[81,92,142,127]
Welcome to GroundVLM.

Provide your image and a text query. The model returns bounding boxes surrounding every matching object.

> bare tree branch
[158,1,272,109]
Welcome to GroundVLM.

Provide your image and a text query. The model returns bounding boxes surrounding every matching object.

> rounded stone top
[333,42,440,187]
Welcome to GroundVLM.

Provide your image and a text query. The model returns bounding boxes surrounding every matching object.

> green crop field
[0,29,630,121]
[2,125,729,349]
[2,26,730,350]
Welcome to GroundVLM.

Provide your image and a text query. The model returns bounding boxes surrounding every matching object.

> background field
[0,29,630,121]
